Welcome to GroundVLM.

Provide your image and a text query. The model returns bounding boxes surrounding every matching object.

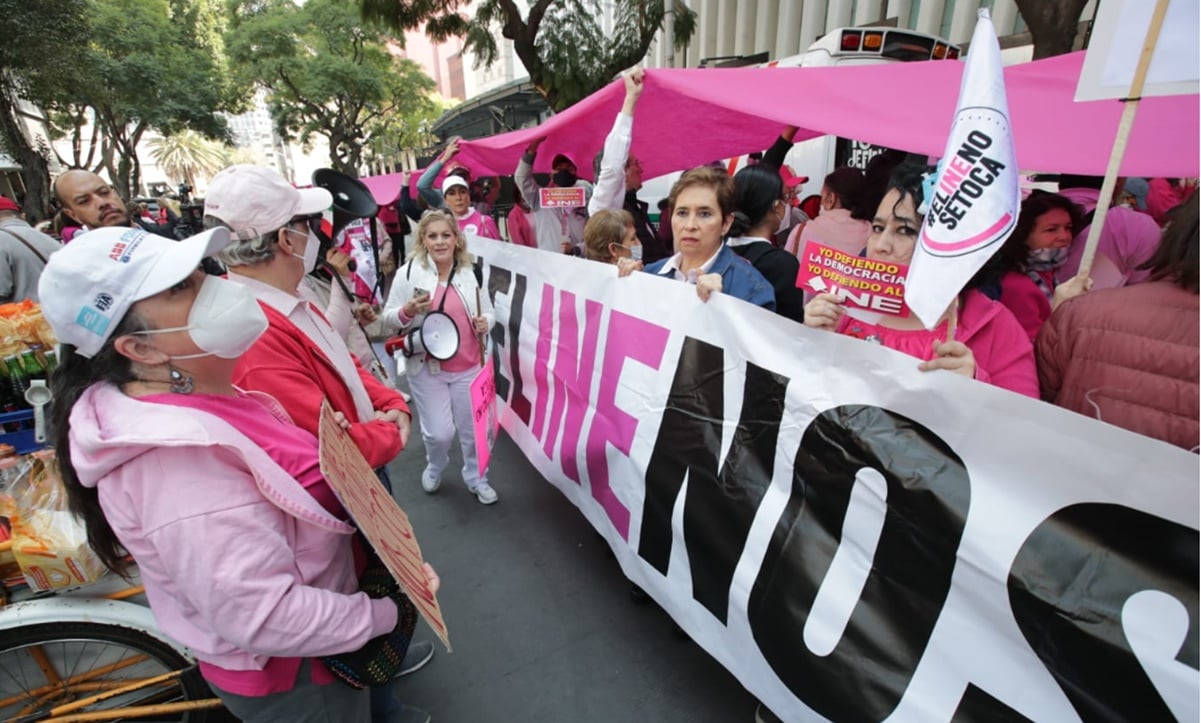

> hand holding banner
[905,8,1019,329]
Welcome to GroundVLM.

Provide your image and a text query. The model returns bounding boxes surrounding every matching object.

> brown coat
[1036,281,1199,451]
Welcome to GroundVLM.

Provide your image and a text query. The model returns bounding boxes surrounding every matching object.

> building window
[908,0,922,30]
[939,0,955,38]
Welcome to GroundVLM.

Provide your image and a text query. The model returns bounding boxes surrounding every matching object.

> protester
[515,138,592,253]
[416,136,469,210]
[803,162,1037,398]
[773,165,810,247]
[997,190,1091,342]
[643,166,775,309]
[1146,177,1193,226]
[41,226,440,723]
[588,69,671,264]
[0,196,60,302]
[382,209,497,505]
[440,175,501,240]
[1056,174,1162,288]
[53,169,130,230]
[1037,191,1199,451]
[726,164,804,322]
[784,167,871,258]
[53,210,82,243]
[584,209,642,277]
[471,176,500,216]
[507,187,536,248]
[204,165,414,484]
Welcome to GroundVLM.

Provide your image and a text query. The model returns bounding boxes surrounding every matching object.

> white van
[641,27,961,220]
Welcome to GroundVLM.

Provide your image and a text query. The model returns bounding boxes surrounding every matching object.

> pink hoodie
[68,383,397,672]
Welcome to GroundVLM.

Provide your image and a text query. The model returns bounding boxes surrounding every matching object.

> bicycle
[0,541,225,722]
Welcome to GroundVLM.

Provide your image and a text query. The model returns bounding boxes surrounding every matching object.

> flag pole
[1077,0,1170,277]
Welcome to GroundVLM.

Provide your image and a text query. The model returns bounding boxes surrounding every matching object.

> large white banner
[471,237,1199,722]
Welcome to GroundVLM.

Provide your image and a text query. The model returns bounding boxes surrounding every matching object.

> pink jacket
[1036,281,1199,451]
[999,270,1052,343]
[785,207,871,257]
[69,383,397,671]
[836,289,1038,398]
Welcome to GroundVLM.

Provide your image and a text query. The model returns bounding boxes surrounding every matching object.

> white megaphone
[398,310,460,361]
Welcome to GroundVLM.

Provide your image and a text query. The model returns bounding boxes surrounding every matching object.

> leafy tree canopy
[227,0,439,177]
[360,0,696,112]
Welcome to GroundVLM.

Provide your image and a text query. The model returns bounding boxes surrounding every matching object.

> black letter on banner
[486,264,512,401]
[748,405,970,722]
[1006,503,1198,722]
[492,269,531,423]
[638,337,787,623]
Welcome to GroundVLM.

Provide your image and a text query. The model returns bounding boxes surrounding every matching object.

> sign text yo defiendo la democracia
[928,129,1007,231]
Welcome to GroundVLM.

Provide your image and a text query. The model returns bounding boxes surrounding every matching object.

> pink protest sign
[469,358,498,476]
[539,187,586,209]
[796,241,910,317]
[318,402,451,651]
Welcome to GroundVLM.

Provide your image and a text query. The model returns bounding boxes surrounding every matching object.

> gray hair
[204,215,279,267]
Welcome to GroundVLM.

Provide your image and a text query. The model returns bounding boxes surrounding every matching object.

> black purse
[321,562,419,689]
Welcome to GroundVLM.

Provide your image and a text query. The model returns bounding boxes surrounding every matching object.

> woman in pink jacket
[997,191,1092,342]
[803,162,1038,398]
[41,226,439,722]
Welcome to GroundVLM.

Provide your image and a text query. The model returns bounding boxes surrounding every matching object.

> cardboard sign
[539,187,586,209]
[469,358,499,476]
[318,402,451,651]
[795,241,910,316]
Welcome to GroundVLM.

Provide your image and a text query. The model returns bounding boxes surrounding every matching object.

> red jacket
[1036,281,1199,451]
[234,304,409,468]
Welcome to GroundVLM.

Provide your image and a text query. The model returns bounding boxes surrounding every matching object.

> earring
[169,366,194,394]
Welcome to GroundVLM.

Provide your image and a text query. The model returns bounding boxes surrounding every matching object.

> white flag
[905,9,1019,329]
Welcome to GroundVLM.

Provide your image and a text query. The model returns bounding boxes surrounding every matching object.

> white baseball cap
[38,226,232,358]
[205,165,332,240]
[441,175,469,194]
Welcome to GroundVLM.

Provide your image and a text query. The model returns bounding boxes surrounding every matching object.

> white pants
[408,363,487,489]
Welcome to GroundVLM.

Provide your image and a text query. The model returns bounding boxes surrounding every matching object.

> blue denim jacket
[644,243,776,311]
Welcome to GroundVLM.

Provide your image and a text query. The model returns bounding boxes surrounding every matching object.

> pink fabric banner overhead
[360,51,1198,203]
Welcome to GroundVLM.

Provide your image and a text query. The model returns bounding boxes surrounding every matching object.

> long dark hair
[884,160,1003,295]
[1138,190,1198,292]
[824,167,868,219]
[998,190,1082,272]
[50,312,148,577]
[728,164,783,238]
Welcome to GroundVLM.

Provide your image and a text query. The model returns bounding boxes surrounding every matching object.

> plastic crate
[0,409,41,455]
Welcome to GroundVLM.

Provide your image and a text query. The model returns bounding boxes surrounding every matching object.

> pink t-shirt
[432,282,482,372]
[141,392,350,696]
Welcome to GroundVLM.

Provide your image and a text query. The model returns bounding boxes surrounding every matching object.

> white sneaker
[472,482,498,505]
[421,467,441,493]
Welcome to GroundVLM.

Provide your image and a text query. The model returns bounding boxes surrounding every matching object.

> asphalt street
[379,394,757,723]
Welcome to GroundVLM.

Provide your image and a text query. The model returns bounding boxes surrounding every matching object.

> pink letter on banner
[541,291,602,483]
[586,311,670,539]
[530,284,555,442]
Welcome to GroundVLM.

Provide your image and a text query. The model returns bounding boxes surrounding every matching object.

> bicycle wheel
[0,621,218,722]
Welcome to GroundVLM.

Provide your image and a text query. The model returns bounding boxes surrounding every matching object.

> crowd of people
[0,66,1192,723]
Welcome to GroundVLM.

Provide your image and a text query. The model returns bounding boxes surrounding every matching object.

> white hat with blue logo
[38,226,231,358]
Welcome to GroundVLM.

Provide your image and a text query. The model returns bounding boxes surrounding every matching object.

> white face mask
[1026,246,1069,269]
[628,244,643,262]
[775,201,791,235]
[139,275,268,359]
[288,227,321,273]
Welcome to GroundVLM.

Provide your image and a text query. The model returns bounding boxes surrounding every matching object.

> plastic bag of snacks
[0,300,57,355]
[0,450,106,591]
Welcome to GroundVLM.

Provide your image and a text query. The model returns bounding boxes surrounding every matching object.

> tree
[1014,0,1090,60]
[148,130,231,189]
[0,0,90,220]
[68,0,235,199]
[227,0,439,177]
[360,0,697,111]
